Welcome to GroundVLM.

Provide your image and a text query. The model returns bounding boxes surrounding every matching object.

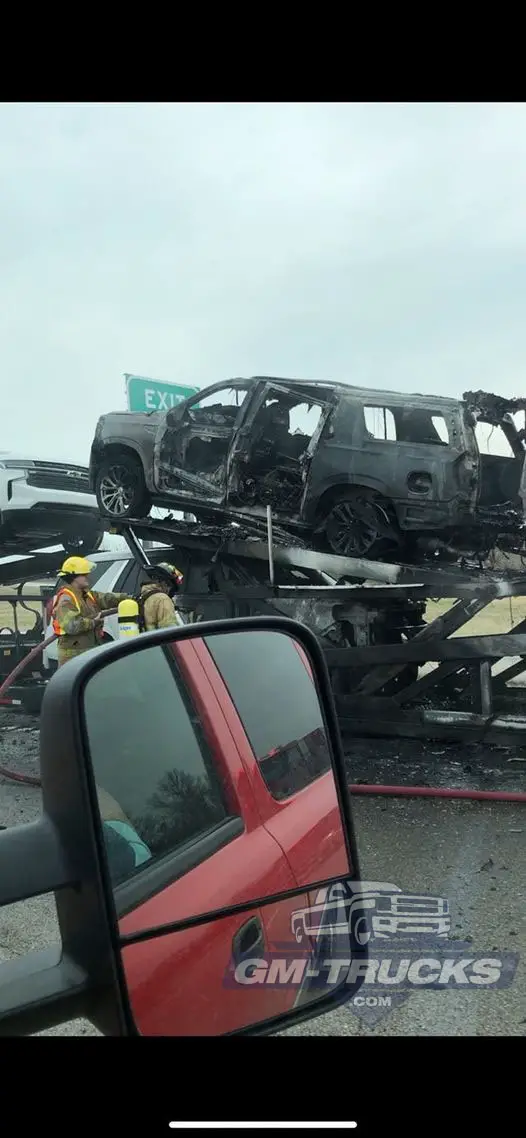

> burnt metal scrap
[4,509,526,747]
[110,517,526,748]
[463,389,526,426]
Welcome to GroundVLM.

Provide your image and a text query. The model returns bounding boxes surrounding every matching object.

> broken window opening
[158,385,250,493]
[235,393,325,515]
[182,386,250,426]
[364,406,450,446]
[364,406,396,441]
[254,395,323,451]
[474,420,523,507]
[474,421,515,459]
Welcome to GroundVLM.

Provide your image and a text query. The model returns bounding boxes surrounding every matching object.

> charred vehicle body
[89,378,526,562]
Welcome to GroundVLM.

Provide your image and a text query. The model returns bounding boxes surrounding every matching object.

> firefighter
[51,555,131,668]
[138,562,185,631]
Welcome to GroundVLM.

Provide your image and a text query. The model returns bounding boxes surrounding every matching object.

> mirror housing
[0,615,363,1036]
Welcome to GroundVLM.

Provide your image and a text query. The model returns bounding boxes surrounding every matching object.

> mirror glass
[82,628,355,1035]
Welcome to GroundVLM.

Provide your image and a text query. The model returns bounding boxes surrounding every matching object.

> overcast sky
[2,101,526,463]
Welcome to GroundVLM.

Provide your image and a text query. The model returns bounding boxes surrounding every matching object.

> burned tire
[95,454,151,521]
[323,488,400,560]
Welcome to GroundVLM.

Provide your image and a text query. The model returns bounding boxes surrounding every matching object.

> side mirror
[0,616,364,1036]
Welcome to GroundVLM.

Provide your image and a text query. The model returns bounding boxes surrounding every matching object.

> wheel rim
[326,497,391,558]
[99,465,136,516]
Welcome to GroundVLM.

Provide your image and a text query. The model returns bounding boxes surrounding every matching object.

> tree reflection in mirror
[82,628,354,1035]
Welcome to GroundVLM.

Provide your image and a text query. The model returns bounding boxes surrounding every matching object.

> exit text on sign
[125,374,199,413]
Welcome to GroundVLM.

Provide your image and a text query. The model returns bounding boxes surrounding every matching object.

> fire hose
[1,619,526,802]
[0,610,117,787]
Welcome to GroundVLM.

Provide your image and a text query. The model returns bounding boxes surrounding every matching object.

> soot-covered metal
[90,378,526,563]
[108,513,526,747]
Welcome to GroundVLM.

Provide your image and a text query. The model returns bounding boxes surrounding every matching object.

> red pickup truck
[86,628,349,1036]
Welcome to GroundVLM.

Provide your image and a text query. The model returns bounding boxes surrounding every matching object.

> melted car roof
[239,376,461,409]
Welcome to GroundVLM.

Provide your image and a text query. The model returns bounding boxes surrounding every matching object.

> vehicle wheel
[324,489,400,560]
[62,523,105,556]
[95,455,151,520]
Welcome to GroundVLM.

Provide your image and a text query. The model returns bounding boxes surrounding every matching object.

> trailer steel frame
[3,513,526,741]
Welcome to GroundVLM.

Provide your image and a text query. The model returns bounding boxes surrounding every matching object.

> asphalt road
[1,713,525,1036]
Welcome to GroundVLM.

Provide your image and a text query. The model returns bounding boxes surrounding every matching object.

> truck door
[354,400,471,524]
[152,382,252,505]
[469,412,525,508]
[86,635,314,1035]
[196,629,353,1002]
[226,380,333,517]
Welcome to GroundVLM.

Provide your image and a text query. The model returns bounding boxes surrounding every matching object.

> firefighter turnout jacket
[138,583,184,631]
[52,586,130,666]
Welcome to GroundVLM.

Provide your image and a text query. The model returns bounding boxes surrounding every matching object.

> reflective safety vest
[51,587,98,637]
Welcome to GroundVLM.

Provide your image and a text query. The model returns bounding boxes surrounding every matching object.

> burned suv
[89,377,526,561]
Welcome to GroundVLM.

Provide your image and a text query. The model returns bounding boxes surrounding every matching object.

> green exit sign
[125,373,199,413]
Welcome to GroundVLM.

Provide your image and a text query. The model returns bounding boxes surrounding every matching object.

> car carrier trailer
[114,512,526,746]
[3,511,526,743]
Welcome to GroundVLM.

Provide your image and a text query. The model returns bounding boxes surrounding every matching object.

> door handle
[231,915,265,964]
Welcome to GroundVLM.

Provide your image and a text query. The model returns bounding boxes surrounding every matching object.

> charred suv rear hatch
[462,389,526,535]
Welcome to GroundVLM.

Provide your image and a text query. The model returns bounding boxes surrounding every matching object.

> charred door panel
[354,403,473,530]
[227,381,334,520]
[477,453,522,506]
[471,420,522,507]
[308,397,474,532]
[463,391,526,514]
[153,384,251,503]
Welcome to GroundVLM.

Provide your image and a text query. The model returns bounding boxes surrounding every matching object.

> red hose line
[0,634,57,702]
[1,631,525,803]
[0,634,56,787]
[0,766,41,787]
[0,612,118,788]
[349,783,526,802]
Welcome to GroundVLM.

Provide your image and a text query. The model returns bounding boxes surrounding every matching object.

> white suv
[0,452,104,556]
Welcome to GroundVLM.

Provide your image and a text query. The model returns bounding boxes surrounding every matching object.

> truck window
[203,630,332,801]
[288,402,323,438]
[364,406,397,440]
[364,406,449,445]
[474,421,515,458]
[184,385,249,419]
[83,644,232,883]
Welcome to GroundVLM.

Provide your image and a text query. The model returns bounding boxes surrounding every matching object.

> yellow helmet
[58,555,95,577]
